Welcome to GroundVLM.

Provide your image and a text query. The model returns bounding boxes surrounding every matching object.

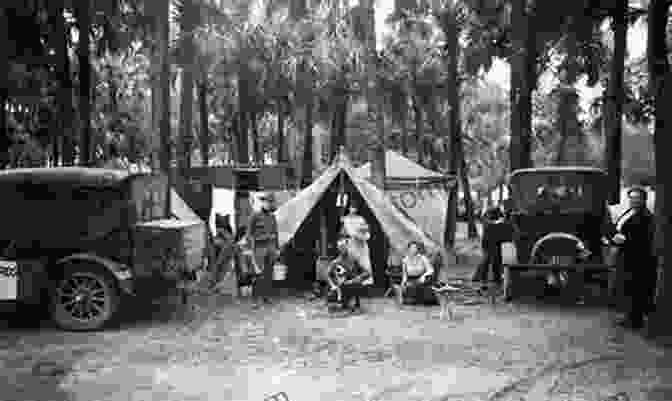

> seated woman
[326,237,371,312]
[400,241,435,304]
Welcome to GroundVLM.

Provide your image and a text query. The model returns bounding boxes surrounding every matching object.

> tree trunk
[0,90,7,170]
[75,0,92,166]
[400,97,409,155]
[330,100,339,160]
[277,99,286,163]
[178,0,197,182]
[645,0,672,339]
[251,112,261,163]
[554,20,581,166]
[439,4,461,247]
[331,85,349,161]
[412,94,423,165]
[151,53,161,169]
[108,63,119,161]
[49,0,73,166]
[460,157,479,239]
[198,81,209,166]
[159,0,172,215]
[178,69,194,174]
[360,0,385,189]
[237,77,250,164]
[603,0,627,205]
[0,7,9,169]
[509,0,534,172]
[301,87,314,188]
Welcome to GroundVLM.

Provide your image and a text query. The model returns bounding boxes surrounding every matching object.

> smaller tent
[275,152,445,288]
[171,188,205,223]
[354,150,456,248]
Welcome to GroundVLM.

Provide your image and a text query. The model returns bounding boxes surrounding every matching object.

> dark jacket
[481,210,511,250]
[616,207,656,269]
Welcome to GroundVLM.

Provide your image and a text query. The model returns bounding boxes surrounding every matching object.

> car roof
[510,166,606,179]
[0,167,148,188]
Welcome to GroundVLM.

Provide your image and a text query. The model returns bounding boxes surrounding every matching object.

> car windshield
[511,172,604,214]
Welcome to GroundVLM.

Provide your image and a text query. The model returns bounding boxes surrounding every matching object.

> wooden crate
[132,219,206,280]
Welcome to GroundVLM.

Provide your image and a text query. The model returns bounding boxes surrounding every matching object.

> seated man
[326,237,371,312]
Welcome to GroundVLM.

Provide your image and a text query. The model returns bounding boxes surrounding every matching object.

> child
[234,227,257,300]
[211,214,235,293]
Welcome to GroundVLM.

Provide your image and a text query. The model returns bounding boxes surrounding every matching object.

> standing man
[246,192,279,307]
[473,206,506,285]
[610,187,657,330]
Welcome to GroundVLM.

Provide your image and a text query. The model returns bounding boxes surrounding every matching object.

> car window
[514,173,601,213]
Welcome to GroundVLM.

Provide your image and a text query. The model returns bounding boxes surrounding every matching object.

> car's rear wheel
[50,263,119,331]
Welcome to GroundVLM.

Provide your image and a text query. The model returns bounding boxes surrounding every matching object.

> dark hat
[215,213,232,232]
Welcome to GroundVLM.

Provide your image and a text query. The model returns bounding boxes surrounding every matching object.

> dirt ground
[1,270,672,401]
[1,224,671,401]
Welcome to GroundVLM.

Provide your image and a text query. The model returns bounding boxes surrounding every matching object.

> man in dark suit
[610,187,657,329]
[473,207,508,285]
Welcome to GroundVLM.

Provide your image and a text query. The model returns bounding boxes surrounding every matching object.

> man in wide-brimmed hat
[246,192,279,308]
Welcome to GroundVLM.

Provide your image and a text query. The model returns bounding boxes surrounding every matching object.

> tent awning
[355,150,454,181]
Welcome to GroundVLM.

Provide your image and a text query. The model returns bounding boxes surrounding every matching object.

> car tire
[50,263,120,331]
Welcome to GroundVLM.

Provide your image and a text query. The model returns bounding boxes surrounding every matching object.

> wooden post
[320,208,327,257]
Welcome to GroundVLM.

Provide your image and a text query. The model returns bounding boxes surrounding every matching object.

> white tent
[354,150,456,248]
[275,152,443,258]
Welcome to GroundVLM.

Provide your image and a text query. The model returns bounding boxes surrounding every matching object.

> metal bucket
[273,263,288,281]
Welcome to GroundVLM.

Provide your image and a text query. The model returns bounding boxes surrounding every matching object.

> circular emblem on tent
[399,191,417,209]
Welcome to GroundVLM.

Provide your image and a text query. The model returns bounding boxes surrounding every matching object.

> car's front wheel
[50,263,120,331]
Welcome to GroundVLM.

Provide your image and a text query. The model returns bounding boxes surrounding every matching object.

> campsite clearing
[0,274,670,401]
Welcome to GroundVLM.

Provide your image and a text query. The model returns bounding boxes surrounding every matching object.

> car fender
[529,232,587,263]
[55,253,134,295]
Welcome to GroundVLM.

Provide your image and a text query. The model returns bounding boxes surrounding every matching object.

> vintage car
[0,168,206,330]
[502,167,614,301]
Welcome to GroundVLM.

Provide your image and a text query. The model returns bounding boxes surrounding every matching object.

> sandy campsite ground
[1,225,672,401]
[2,280,672,401]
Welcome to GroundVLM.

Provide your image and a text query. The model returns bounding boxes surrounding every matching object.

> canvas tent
[354,150,456,248]
[171,188,205,223]
[275,152,445,288]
